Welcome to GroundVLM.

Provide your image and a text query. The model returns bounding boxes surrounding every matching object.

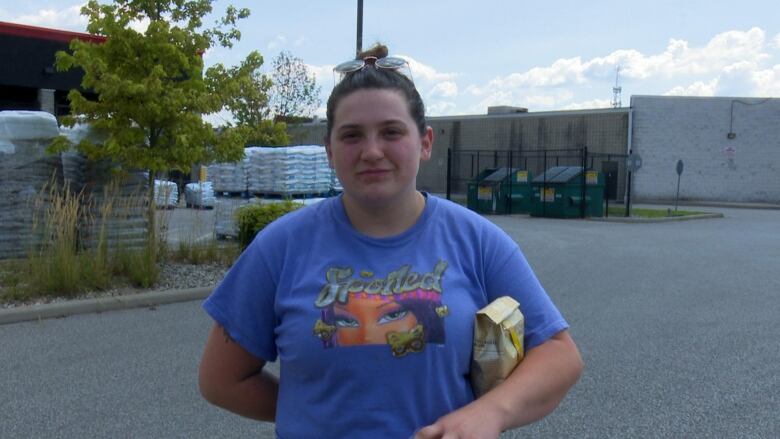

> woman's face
[332,294,419,346]
[326,89,433,208]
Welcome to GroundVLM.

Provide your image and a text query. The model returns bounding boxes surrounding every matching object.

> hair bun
[357,43,389,60]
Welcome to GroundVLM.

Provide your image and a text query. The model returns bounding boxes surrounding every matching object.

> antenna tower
[612,66,622,108]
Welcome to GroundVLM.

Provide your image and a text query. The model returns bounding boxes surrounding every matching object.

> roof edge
[0,21,105,44]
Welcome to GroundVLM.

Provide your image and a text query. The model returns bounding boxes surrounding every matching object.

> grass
[170,238,240,266]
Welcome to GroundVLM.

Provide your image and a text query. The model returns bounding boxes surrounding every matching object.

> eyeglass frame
[332,56,414,84]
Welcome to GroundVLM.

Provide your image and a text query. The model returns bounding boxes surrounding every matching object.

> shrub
[236,200,302,250]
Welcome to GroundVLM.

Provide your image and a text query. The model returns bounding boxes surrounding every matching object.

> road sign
[627,153,642,172]
[676,159,684,175]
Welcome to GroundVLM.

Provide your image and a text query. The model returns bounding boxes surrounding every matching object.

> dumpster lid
[532,166,583,183]
[483,167,512,182]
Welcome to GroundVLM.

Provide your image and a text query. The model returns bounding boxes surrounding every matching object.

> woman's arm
[198,323,279,421]
[415,330,583,438]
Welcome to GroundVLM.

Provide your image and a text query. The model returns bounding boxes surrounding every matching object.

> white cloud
[307,64,336,90]
[428,81,458,99]
[426,101,458,116]
[563,99,614,110]
[774,33,780,49]
[467,89,575,113]
[751,65,780,96]
[664,79,719,96]
[11,3,87,31]
[583,28,769,80]
[399,55,457,83]
[490,57,588,89]
[467,27,770,97]
[455,27,775,114]
[7,3,156,35]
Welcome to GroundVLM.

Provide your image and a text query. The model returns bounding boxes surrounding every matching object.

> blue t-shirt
[203,194,568,439]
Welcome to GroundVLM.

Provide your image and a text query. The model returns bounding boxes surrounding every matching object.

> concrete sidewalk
[0,286,212,326]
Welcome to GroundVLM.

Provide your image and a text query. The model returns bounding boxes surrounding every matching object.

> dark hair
[326,44,426,140]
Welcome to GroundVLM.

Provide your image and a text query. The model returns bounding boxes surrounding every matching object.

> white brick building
[631,95,780,203]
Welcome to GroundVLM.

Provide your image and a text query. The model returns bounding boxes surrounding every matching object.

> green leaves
[56,0,286,175]
[236,200,302,250]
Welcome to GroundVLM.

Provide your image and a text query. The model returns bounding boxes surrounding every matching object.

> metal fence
[446,147,630,217]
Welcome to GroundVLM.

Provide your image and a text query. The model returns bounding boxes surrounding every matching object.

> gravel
[0,261,229,310]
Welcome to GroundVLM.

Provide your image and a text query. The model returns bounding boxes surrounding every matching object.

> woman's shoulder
[427,194,515,244]
[429,194,499,228]
[270,197,333,226]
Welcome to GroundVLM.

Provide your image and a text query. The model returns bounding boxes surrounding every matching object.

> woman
[198,44,583,439]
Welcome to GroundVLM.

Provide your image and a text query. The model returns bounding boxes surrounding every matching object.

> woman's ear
[325,140,335,168]
[420,126,434,161]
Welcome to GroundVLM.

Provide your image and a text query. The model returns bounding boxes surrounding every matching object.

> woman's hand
[413,399,504,439]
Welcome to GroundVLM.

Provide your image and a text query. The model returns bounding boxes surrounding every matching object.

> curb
[0,286,212,326]
[588,213,724,223]
[637,200,780,210]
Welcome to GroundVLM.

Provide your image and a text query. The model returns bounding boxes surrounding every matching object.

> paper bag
[470,296,525,397]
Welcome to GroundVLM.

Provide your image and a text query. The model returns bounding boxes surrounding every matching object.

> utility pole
[356,0,363,56]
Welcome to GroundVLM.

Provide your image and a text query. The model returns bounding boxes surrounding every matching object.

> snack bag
[470,296,525,397]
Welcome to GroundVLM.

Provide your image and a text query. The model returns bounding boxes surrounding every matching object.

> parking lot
[1,203,778,438]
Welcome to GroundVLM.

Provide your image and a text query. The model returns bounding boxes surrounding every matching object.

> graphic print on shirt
[312,260,449,357]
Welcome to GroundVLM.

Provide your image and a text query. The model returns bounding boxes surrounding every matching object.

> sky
[2,0,779,120]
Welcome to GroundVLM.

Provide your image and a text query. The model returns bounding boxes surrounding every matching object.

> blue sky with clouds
[2,0,779,119]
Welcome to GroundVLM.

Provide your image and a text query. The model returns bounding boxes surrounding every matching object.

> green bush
[236,200,302,250]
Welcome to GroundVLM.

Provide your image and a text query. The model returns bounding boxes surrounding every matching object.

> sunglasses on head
[332,56,414,84]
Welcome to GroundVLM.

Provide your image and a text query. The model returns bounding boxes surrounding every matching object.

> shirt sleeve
[482,223,569,350]
[202,227,282,362]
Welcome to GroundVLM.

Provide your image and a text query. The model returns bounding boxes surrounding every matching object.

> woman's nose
[360,136,385,161]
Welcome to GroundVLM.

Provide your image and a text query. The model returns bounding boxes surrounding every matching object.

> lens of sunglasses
[376,57,407,69]
[333,59,366,73]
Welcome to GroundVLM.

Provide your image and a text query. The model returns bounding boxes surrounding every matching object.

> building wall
[631,95,780,203]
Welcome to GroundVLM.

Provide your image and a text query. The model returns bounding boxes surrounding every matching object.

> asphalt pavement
[1,204,778,438]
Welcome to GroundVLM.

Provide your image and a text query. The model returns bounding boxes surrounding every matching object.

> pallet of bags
[209,160,247,194]
[245,145,331,196]
[185,181,216,208]
[154,180,179,209]
[79,164,149,252]
[59,124,108,194]
[0,111,63,259]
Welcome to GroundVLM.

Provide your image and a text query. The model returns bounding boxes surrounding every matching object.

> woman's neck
[342,190,426,238]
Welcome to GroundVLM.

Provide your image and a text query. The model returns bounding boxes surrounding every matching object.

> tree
[270,51,321,120]
[51,0,286,252]
[217,56,288,145]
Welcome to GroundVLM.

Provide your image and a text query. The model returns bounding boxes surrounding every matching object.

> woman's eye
[383,129,403,139]
[340,132,361,141]
[334,316,360,328]
[378,309,409,324]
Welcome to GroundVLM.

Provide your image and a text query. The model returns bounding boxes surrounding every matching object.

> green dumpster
[467,168,499,213]
[495,169,533,214]
[530,166,604,218]
[468,168,533,214]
